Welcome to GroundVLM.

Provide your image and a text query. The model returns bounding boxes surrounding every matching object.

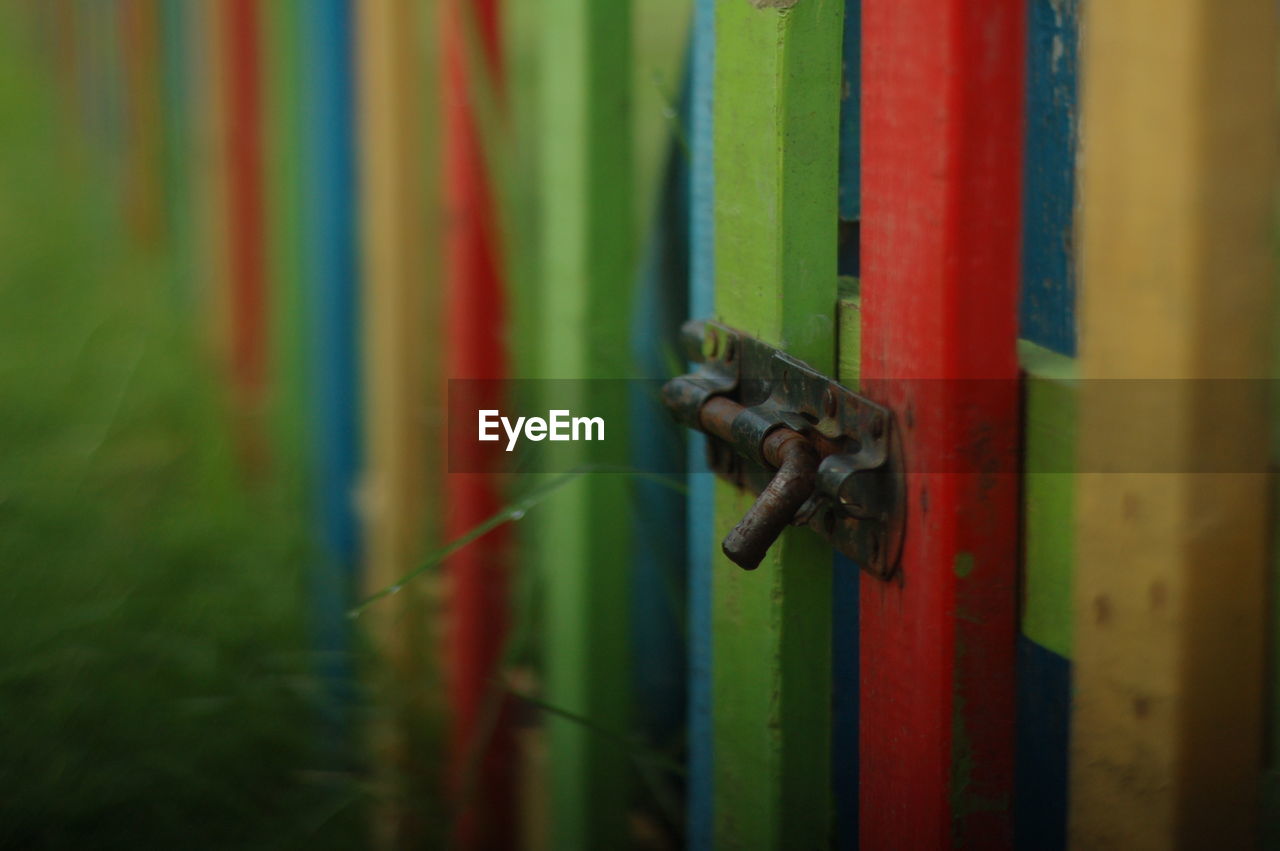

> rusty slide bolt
[697,397,818,570]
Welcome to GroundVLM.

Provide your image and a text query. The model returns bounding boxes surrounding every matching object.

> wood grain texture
[711,2,842,847]
[1070,2,1277,847]
[538,0,634,846]
[860,0,1025,846]
[1020,0,1079,356]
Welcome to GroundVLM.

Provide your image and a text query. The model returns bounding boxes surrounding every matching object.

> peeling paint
[750,0,802,8]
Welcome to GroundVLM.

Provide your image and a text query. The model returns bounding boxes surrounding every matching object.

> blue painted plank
[1014,636,1070,851]
[1015,2,1079,848]
[832,552,859,850]
[1019,0,1079,356]
[686,0,715,846]
[837,0,860,225]
[833,3,861,848]
[628,49,691,757]
[299,0,360,734]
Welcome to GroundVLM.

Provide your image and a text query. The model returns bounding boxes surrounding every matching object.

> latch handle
[694,396,819,569]
[722,426,817,570]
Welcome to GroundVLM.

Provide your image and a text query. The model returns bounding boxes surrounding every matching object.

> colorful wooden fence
[13,1,1280,848]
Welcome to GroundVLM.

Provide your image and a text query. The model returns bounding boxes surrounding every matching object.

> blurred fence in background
[2,1,689,848]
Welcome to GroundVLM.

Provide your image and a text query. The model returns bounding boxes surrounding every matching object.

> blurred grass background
[0,0,691,845]
[0,17,368,849]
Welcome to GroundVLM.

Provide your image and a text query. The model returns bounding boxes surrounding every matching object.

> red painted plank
[220,0,267,414]
[441,0,514,846]
[859,1,1024,847]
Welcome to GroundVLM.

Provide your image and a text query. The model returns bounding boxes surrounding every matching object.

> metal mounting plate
[674,320,905,579]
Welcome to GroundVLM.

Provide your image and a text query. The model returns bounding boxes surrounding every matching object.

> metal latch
[662,320,905,578]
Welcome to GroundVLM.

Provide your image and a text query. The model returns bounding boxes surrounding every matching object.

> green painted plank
[263,0,307,474]
[837,277,860,388]
[711,3,842,847]
[502,0,542,378]
[538,1,635,847]
[1019,340,1076,658]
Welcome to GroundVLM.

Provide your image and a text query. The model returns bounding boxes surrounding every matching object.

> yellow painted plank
[1071,2,1277,847]
[355,0,438,845]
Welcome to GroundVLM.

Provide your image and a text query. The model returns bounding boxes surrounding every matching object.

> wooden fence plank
[441,0,517,845]
[860,0,1025,846]
[833,4,862,844]
[219,0,267,435]
[1014,5,1080,847]
[298,0,361,731]
[1020,0,1079,357]
[355,0,437,844]
[1070,2,1277,846]
[834,281,861,851]
[538,0,634,845]
[685,0,715,847]
[711,3,842,847]
[1016,341,1075,850]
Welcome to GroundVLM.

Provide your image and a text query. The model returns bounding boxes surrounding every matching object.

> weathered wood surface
[711,2,842,847]
[861,0,1025,845]
[1070,1,1277,846]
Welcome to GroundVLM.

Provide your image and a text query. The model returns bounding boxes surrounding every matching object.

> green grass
[0,18,367,850]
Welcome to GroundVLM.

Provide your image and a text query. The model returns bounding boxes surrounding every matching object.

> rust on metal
[663,320,905,577]
[697,396,818,570]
